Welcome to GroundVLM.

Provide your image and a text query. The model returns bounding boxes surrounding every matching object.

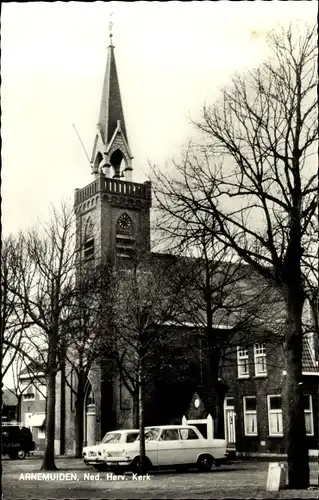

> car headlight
[103,450,109,457]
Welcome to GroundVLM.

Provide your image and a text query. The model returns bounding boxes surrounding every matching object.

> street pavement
[2,456,318,499]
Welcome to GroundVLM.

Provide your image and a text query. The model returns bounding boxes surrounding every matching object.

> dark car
[2,426,35,459]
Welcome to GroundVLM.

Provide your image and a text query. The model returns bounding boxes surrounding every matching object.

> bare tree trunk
[74,373,85,458]
[285,297,309,489]
[138,363,146,474]
[41,335,58,470]
[59,353,66,455]
[133,393,139,428]
[74,396,85,458]
[17,394,22,423]
[214,382,228,439]
[207,344,225,438]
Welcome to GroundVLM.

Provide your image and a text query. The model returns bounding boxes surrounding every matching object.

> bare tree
[1,235,34,491]
[8,204,76,470]
[152,202,284,438]
[62,265,113,457]
[107,254,188,473]
[1,236,34,380]
[302,215,318,340]
[153,24,317,488]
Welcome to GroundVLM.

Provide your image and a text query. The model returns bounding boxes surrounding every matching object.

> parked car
[2,426,35,459]
[82,429,139,470]
[103,424,228,473]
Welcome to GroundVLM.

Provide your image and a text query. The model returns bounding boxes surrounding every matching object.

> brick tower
[74,30,152,268]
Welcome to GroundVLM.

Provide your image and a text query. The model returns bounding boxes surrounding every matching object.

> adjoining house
[222,336,318,456]
[19,365,46,452]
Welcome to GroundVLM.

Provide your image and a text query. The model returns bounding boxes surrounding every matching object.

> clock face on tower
[117,213,132,231]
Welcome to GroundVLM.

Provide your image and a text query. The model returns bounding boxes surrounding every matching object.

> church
[51,30,318,458]
[57,31,195,456]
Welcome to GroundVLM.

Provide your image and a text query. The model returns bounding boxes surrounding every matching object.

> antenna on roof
[72,124,93,171]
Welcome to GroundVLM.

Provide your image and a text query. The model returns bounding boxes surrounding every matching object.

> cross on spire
[108,13,114,47]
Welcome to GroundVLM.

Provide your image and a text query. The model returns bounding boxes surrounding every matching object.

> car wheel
[131,456,151,475]
[8,452,18,460]
[17,449,26,459]
[197,454,213,472]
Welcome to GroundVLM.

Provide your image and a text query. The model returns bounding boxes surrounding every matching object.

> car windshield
[101,432,122,444]
[142,428,161,441]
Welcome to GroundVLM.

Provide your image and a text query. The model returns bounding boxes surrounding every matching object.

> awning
[28,413,45,427]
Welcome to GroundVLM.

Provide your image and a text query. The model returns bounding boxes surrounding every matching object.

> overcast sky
[2,1,317,236]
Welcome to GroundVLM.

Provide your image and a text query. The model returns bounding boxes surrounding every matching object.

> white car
[103,424,227,473]
[82,429,139,469]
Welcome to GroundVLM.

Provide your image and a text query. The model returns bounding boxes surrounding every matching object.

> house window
[22,385,35,401]
[84,239,94,261]
[268,395,283,436]
[254,343,267,376]
[304,395,314,436]
[225,397,235,408]
[38,428,45,439]
[237,347,249,378]
[243,396,257,436]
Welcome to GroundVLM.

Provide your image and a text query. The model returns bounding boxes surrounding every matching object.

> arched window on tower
[94,152,103,174]
[83,217,95,263]
[86,386,96,407]
[110,149,124,179]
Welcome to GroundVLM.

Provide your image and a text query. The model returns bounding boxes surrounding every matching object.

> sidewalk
[236,451,319,462]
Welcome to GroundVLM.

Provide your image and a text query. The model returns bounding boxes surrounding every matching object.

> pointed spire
[91,23,133,180]
[98,28,128,146]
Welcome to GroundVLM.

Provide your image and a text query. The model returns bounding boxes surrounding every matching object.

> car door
[156,428,185,467]
[144,428,160,466]
[178,427,203,464]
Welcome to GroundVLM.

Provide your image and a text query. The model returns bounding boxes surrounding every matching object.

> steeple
[91,27,133,180]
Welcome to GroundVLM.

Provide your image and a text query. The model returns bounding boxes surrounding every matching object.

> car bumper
[83,458,105,465]
[104,456,132,467]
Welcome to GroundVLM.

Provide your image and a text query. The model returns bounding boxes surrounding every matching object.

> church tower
[74,30,152,267]
[68,30,153,449]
